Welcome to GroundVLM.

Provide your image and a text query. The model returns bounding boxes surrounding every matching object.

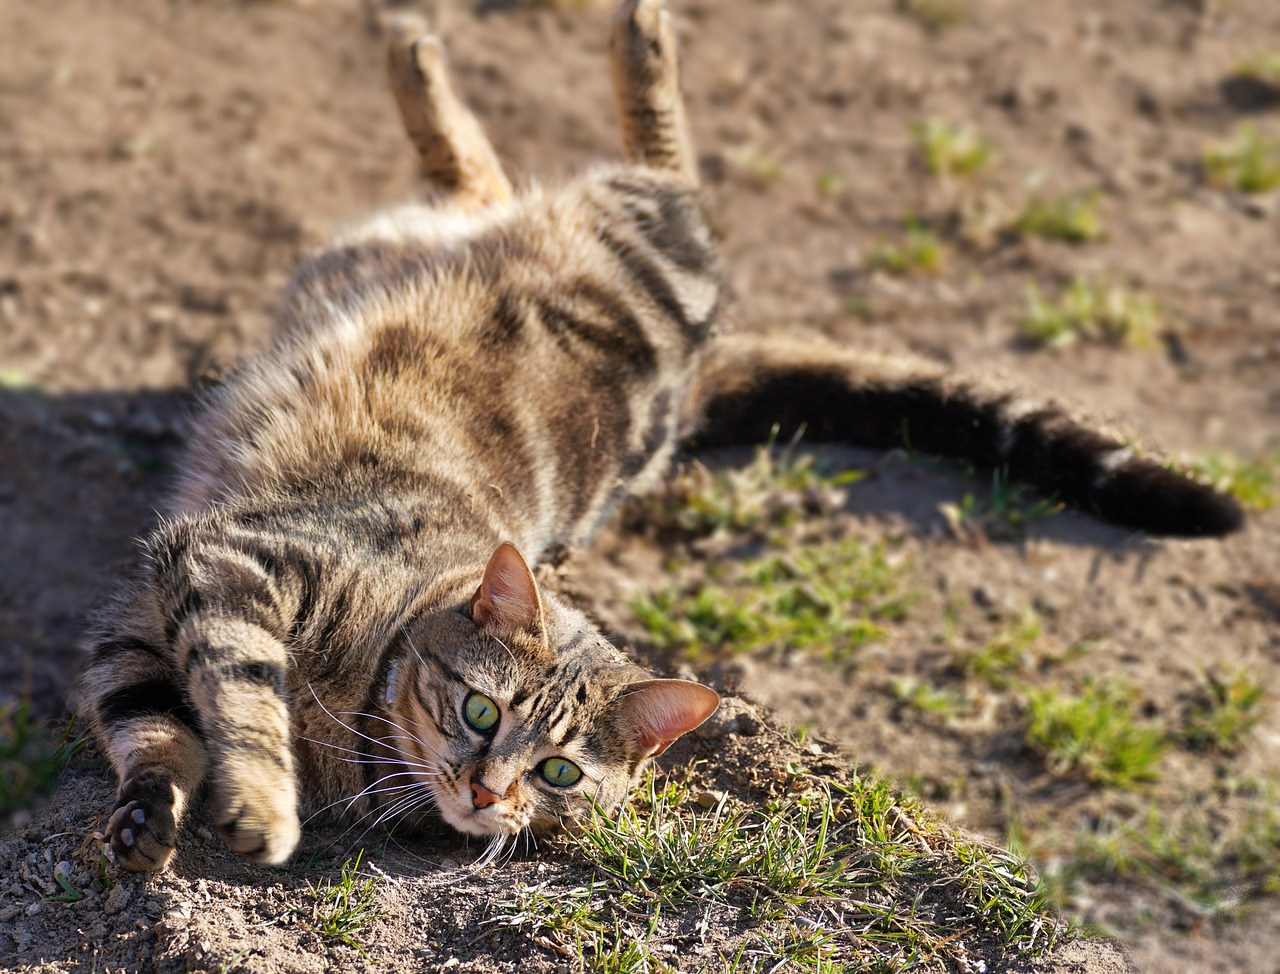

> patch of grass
[815,168,846,197]
[1,702,84,821]
[912,120,993,179]
[1175,452,1278,512]
[1181,668,1266,755]
[1060,777,1280,913]
[1015,279,1159,349]
[632,537,912,664]
[500,769,1065,971]
[0,369,40,393]
[1025,681,1166,789]
[1011,190,1104,244]
[892,678,972,720]
[939,468,1063,543]
[1233,53,1280,87]
[958,614,1045,688]
[726,145,786,184]
[306,851,384,954]
[897,0,969,32]
[1203,123,1280,194]
[838,296,876,319]
[867,220,947,276]
[643,437,864,538]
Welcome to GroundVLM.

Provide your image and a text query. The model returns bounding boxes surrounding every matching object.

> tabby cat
[77,0,1242,874]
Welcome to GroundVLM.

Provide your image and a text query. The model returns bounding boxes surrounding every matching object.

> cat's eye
[463,692,500,733]
[539,757,582,788]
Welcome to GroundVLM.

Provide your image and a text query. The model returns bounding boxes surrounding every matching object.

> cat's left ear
[614,680,720,759]
[471,542,545,635]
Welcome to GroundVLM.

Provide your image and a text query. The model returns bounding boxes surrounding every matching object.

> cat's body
[77,0,1242,874]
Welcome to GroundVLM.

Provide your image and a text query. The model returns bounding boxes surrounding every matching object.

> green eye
[463,692,500,732]
[540,757,582,788]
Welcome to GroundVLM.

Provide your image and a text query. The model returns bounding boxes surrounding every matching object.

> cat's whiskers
[300,770,433,828]
[298,735,438,775]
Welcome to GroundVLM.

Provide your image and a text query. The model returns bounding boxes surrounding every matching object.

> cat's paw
[107,777,178,873]
[208,766,300,865]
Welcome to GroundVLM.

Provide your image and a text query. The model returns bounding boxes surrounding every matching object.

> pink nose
[470,780,502,809]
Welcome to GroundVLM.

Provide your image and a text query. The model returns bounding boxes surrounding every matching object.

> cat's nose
[470,780,502,809]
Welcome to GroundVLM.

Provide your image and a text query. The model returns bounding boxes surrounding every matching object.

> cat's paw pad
[208,774,300,865]
[107,796,177,873]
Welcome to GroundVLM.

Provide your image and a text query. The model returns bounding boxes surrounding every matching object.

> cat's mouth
[437,790,523,837]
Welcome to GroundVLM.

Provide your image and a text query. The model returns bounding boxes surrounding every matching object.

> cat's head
[391,542,719,838]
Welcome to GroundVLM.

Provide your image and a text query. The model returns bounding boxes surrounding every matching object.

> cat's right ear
[470,542,545,635]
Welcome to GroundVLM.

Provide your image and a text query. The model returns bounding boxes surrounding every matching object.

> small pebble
[695,790,725,809]
[104,882,132,915]
[25,902,42,917]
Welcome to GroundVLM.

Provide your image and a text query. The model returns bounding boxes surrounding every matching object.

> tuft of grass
[499,769,1065,971]
[1011,190,1104,244]
[1,702,84,821]
[1059,778,1280,912]
[726,145,786,185]
[1181,669,1266,755]
[958,614,1045,688]
[1233,53,1280,88]
[912,120,993,179]
[306,852,385,954]
[632,537,911,665]
[1175,452,1278,512]
[815,168,846,197]
[897,0,969,32]
[1203,123,1280,194]
[1015,279,1159,349]
[1025,681,1166,789]
[642,436,864,538]
[939,469,1063,543]
[867,219,947,276]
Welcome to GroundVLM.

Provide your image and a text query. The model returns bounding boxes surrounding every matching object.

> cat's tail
[685,334,1243,538]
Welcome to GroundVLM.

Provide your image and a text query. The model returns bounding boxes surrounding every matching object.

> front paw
[107,782,178,873]
[208,766,300,865]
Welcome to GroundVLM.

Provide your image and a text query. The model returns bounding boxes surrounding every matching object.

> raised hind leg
[385,17,513,209]
[611,0,699,186]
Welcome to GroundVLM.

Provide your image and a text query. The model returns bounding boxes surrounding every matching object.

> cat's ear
[615,680,720,759]
[471,542,544,634]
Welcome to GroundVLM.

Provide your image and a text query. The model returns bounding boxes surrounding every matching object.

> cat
[76,0,1242,874]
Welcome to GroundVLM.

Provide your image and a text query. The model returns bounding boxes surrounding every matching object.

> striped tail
[686,335,1244,538]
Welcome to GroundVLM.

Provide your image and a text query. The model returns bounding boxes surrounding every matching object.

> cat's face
[390,543,718,839]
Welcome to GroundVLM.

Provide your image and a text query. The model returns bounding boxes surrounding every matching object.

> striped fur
[78,0,1240,874]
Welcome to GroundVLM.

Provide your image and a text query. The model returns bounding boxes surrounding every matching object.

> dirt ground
[1,0,1278,972]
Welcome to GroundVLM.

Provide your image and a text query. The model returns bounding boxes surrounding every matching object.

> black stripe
[165,586,205,645]
[483,292,527,347]
[597,229,711,350]
[229,661,285,694]
[643,189,716,274]
[99,678,200,734]
[90,637,166,666]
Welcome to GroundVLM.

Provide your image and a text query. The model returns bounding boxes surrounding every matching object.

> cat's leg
[611,0,699,187]
[176,612,301,865]
[385,17,513,210]
[80,640,207,873]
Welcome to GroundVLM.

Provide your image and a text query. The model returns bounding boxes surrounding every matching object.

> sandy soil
[1,0,1278,971]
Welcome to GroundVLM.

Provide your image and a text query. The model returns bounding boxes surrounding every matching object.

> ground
[1,0,1278,972]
